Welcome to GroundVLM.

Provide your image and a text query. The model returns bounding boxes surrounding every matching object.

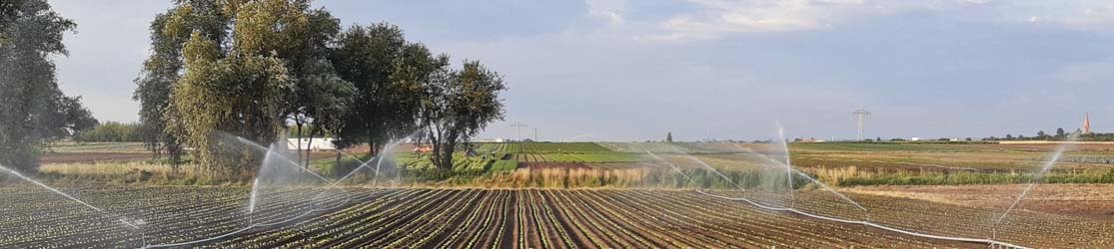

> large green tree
[0,0,96,172]
[134,0,230,167]
[331,23,451,155]
[159,0,351,174]
[418,61,507,170]
[167,32,293,174]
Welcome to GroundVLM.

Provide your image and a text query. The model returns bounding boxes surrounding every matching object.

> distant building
[472,137,505,143]
[910,137,922,142]
[286,138,336,151]
[798,138,825,143]
[1083,113,1092,135]
[413,145,432,153]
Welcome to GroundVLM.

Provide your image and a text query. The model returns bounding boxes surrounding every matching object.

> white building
[287,137,336,151]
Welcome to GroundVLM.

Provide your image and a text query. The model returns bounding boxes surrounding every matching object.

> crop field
[6,141,1114,248]
[3,185,1069,249]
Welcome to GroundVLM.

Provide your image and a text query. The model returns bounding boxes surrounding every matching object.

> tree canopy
[135,0,507,175]
[0,0,97,172]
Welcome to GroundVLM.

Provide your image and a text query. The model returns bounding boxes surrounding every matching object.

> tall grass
[811,166,1114,187]
[34,161,237,185]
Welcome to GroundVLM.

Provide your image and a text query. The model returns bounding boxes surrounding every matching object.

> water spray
[991,133,1080,239]
[642,153,1029,249]
[730,143,868,213]
[776,125,795,206]
[0,164,143,244]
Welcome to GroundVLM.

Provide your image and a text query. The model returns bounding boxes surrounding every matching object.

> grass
[811,166,1114,187]
[44,142,148,153]
[33,161,232,185]
[17,141,1114,188]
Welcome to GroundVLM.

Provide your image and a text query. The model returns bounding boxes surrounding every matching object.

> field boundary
[997,141,1114,145]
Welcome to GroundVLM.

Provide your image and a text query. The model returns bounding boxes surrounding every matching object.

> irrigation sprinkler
[642,154,1030,249]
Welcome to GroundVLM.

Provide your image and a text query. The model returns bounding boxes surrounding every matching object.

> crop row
[7,186,1107,248]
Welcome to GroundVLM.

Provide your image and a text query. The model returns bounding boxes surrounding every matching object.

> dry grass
[471,168,650,188]
[38,162,235,184]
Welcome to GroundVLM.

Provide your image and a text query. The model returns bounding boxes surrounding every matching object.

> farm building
[286,137,337,151]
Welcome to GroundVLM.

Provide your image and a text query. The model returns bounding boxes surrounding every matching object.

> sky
[49,0,1114,142]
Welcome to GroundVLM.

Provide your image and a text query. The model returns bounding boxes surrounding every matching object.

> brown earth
[39,152,151,164]
[845,184,1114,220]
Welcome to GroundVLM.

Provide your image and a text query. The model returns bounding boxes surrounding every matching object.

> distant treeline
[74,122,142,142]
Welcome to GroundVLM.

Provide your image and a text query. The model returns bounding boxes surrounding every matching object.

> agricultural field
[12,185,1101,248]
[6,141,1114,248]
[39,142,151,164]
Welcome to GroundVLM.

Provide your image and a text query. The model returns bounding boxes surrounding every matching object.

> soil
[846,184,1114,220]
[39,152,151,164]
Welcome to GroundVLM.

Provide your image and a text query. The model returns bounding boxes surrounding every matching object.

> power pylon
[510,122,528,141]
[852,106,871,141]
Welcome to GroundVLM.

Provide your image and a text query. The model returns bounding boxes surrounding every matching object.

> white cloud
[1060,3,1114,30]
[649,0,882,41]
[594,0,1114,42]
[585,0,629,24]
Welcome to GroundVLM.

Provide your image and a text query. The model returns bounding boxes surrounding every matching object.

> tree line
[133,0,506,176]
[74,122,143,143]
[0,0,98,172]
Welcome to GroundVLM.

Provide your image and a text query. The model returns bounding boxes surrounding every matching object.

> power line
[510,122,528,141]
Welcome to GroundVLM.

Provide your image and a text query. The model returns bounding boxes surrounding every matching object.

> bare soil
[39,152,151,164]
[845,184,1114,220]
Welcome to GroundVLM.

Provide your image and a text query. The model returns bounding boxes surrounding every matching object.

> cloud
[648,0,882,41]
[606,0,1114,42]
[1060,3,1114,30]
[585,0,629,24]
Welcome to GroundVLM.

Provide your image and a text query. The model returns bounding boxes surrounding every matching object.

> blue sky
[50,0,1114,141]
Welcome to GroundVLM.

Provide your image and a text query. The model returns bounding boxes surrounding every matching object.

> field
[12,186,1100,248]
[5,141,1114,248]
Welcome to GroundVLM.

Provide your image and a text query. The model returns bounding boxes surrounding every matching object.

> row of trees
[74,122,143,143]
[0,0,98,172]
[133,0,506,175]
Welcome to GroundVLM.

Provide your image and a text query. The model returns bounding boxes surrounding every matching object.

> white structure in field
[287,137,336,151]
[472,137,506,143]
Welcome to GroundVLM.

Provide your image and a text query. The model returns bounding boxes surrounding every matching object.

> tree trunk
[305,131,314,168]
[334,150,342,175]
[296,120,303,167]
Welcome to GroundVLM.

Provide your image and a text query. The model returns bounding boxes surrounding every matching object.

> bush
[74,122,143,142]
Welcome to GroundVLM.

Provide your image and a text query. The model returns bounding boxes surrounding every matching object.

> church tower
[1083,113,1092,135]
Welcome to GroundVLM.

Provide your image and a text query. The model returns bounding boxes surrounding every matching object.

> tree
[134,0,230,167]
[1037,130,1046,139]
[147,0,351,174]
[1056,128,1066,138]
[293,59,354,166]
[0,0,93,172]
[418,61,507,170]
[666,132,673,143]
[167,31,294,175]
[331,23,444,155]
